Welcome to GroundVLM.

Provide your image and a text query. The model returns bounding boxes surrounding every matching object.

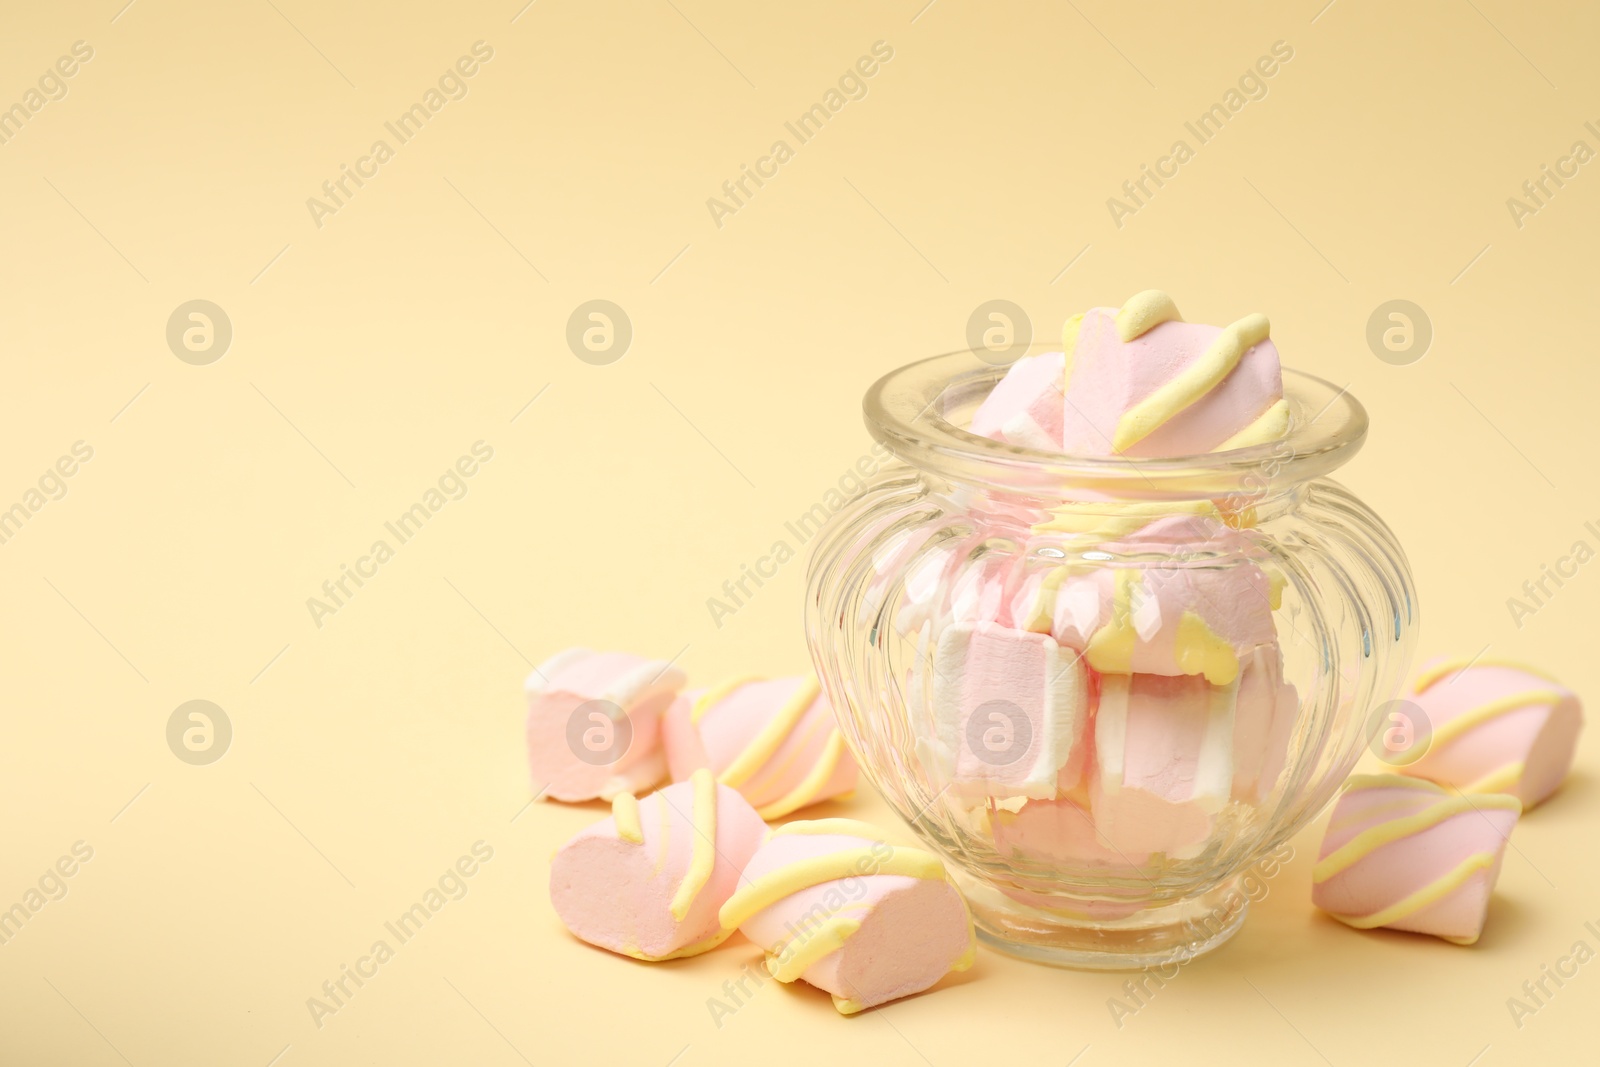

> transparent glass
[805,344,1417,969]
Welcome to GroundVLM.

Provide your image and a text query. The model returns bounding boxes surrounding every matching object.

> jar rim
[863,344,1367,499]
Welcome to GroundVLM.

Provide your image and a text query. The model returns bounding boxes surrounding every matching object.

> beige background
[2,0,1597,1064]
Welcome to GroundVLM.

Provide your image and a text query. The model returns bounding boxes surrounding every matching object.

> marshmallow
[924,620,1091,800]
[1091,672,1236,857]
[719,819,975,1014]
[947,552,1022,627]
[1231,644,1300,802]
[549,771,768,960]
[1018,547,1278,687]
[1059,290,1288,457]
[1398,658,1583,809]
[859,525,938,630]
[893,539,962,635]
[526,648,682,802]
[1312,774,1521,945]
[990,796,1150,872]
[970,350,1066,450]
[662,675,859,820]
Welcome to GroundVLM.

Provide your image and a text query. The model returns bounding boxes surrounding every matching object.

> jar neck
[863,353,1368,505]
[919,473,1310,534]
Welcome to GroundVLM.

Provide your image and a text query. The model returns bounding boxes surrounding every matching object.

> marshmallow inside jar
[813,291,1415,967]
[908,506,1296,875]
[877,290,1341,942]
[922,547,1093,804]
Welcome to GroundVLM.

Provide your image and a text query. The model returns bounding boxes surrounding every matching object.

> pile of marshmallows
[922,289,1584,943]
[528,649,975,1014]
[932,289,1585,944]
[529,293,1586,1016]
[878,290,1298,873]
[1313,657,1582,944]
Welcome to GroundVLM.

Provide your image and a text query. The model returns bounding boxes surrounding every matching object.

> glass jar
[805,343,1417,969]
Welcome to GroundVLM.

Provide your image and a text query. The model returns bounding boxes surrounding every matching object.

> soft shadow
[1531,768,1591,813]
[1473,893,1539,950]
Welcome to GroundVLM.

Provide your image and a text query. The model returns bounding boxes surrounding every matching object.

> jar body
[806,462,1416,968]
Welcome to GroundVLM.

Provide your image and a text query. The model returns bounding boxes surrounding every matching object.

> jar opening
[863,344,1367,501]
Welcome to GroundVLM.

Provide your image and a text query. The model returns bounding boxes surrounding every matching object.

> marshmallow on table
[970,350,1066,450]
[526,648,683,802]
[1059,290,1288,457]
[923,619,1091,800]
[1091,672,1237,857]
[1397,657,1583,809]
[719,818,975,1014]
[549,770,768,961]
[662,675,858,820]
[1312,774,1521,945]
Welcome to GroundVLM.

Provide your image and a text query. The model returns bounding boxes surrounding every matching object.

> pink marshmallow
[1090,673,1236,858]
[924,620,1091,800]
[1312,774,1521,945]
[549,771,768,960]
[1016,538,1278,687]
[859,525,938,630]
[662,675,858,820]
[719,819,975,1014]
[1061,305,1285,457]
[1231,644,1300,802]
[970,351,1066,450]
[893,540,962,636]
[1398,658,1583,809]
[526,648,682,802]
[990,795,1150,872]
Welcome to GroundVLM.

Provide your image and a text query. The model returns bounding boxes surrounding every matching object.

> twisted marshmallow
[1399,657,1583,809]
[662,675,858,819]
[719,819,975,1014]
[548,770,768,960]
[1312,774,1520,945]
